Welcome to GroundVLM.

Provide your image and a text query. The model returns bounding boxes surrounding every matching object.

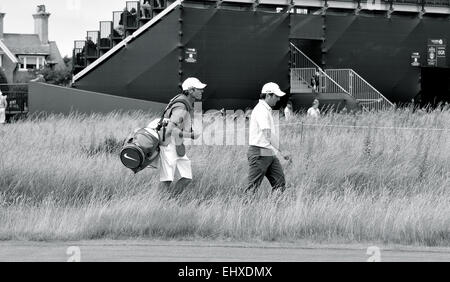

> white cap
[182,77,207,91]
[261,82,285,97]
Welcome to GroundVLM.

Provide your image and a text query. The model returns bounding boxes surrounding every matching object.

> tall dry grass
[0,107,449,245]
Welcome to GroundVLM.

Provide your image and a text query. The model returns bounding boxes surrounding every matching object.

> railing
[99,21,113,49]
[0,84,29,115]
[290,67,316,92]
[86,31,100,58]
[74,0,183,82]
[331,0,450,6]
[290,43,352,96]
[384,0,450,7]
[325,69,394,111]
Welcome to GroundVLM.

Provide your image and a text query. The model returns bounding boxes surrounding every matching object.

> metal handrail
[329,0,449,7]
[0,83,29,114]
[290,43,351,96]
[325,69,394,111]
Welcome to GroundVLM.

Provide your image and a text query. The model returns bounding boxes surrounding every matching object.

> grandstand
[69,0,449,111]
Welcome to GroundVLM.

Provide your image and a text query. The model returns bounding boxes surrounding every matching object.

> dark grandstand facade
[71,0,450,110]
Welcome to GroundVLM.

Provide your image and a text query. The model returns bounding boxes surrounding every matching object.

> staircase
[290,43,393,111]
[325,69,394,111]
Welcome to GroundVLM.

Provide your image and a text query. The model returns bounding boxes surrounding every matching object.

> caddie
[157,77,205,196]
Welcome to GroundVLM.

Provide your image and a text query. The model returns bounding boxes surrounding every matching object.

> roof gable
[2,34,50,55]
[0,39,19,63]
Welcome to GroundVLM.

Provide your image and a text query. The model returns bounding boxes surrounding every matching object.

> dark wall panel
[73,8,182,104]
[181,7,290,110]
[324,15,450,102]
[290,14,323,40]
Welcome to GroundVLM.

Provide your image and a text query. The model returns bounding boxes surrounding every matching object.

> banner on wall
[427,39,446,67]
[411,52,420,67]
[185,48,197,63]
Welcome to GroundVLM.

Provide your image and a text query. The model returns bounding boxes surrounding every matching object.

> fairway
[1,240,449,262]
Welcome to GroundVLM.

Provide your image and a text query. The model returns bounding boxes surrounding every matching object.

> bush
[37,65,72,86]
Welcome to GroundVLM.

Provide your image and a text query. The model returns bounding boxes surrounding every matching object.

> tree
[0,68,9,94]
[35,57,73,86]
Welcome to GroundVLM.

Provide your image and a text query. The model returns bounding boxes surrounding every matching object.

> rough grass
[0,108,449,246]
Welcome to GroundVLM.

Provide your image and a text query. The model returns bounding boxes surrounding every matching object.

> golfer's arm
[262,129,282,155]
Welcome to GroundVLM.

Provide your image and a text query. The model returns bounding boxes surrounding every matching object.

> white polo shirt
[249,100,279,150]
[307,107,320,118]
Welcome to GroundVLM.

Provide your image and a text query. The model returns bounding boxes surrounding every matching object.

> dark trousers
[246,146,286,193]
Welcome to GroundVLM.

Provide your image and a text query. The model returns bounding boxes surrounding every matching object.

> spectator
[128,8,138,28]
[141,0,152,18]
[307,99,320,118]
[0,90,7,124]
[311,69,321,93]
[114,9,127,37]
[284,100,293,121]
[85,36,97,57]
[310,76,317,92]
[119,7,129,26]
[154,0,166,8]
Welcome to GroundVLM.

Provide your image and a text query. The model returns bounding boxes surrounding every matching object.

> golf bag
[119,94,192,174]
[120,127,160,174]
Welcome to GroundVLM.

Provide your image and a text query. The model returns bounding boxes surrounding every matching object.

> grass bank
[0,108,449,245]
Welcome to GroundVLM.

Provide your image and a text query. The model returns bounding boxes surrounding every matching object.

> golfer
[246,82,290,194]
[158,77,205,196]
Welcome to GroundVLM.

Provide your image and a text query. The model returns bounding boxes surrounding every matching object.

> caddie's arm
[164,107,197,140]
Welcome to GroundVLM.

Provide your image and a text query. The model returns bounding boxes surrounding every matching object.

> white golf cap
[182,77,207,91]
[261,82,285,97]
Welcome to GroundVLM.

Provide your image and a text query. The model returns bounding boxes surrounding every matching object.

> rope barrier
[279,121,450,132]
[197,118,450,134]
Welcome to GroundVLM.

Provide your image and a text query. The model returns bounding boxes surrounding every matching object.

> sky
[0,0,129,57]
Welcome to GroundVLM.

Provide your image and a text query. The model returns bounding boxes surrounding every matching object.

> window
[289,8,308,14]
[18,56,46,71]
[296,8,308,14]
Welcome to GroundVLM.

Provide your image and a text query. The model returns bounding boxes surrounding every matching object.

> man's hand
[282,153,291,161]
[190,131,201,140]
[281,153,292,165]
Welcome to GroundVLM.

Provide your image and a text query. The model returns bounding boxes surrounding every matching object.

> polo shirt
[249,100,279,151]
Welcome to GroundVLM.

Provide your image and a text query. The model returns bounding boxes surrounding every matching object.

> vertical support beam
[252,0,259,12]
[286,0,295,14]
[178,5,184,90]
[355,0,361,15]
[320,0,329,16]
[419,0,426,19]
[321,12,326,69]
[386,0,394,18]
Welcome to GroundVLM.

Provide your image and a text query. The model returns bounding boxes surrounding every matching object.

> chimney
[0,13,5,39]
[33,5,50,44]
